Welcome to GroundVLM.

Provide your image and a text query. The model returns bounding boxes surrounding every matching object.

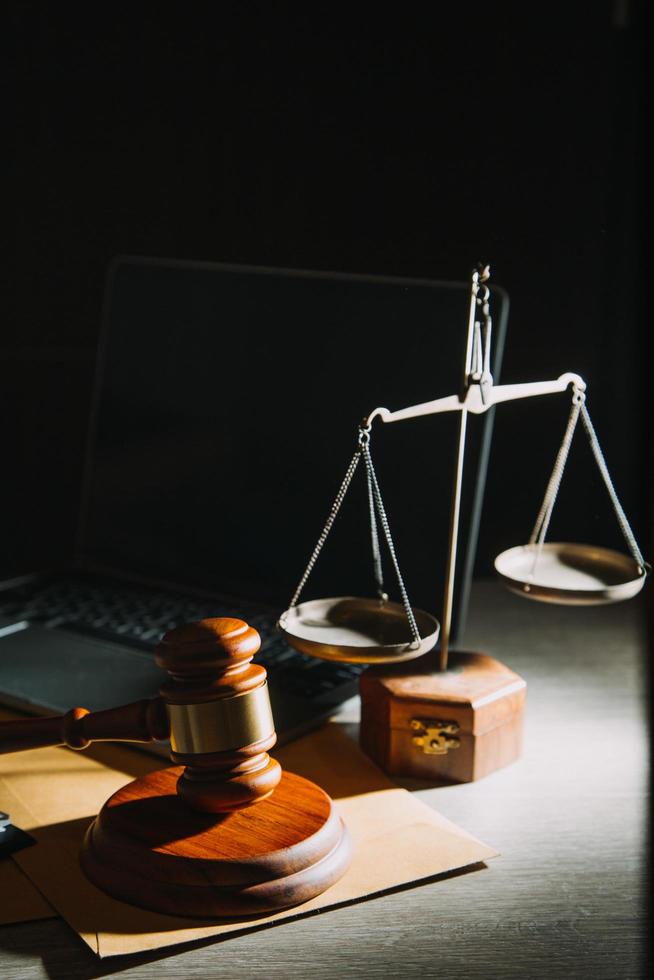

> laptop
[0,258,508,748]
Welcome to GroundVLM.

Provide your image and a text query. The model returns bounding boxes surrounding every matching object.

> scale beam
[363,263,587,674]
[279,266,645,684]
[365,372,586,427]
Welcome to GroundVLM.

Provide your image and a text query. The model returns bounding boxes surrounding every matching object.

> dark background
[3,1,647,580]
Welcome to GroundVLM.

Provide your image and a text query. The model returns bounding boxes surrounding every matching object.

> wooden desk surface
[0,580,648,979]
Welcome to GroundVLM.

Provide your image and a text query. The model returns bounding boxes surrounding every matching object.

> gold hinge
[410,718,461,755]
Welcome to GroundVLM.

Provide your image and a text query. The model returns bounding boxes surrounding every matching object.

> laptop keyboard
[0,577,365,702]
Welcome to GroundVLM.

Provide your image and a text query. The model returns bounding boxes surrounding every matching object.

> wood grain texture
[156,617,264,702]
[80,769,351,917]
[360,652,526,782]
[0,581,647,978]
[0,698,169,754]
[0,616,280,811]
[158,617,282,812]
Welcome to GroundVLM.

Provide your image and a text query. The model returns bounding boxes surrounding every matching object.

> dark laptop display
[0,258,508,743]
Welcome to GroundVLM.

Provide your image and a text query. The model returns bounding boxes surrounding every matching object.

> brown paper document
[0,859,55,925]
[0,723,497,957]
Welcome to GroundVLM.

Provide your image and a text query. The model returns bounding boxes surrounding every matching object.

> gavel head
[155,617,282,813]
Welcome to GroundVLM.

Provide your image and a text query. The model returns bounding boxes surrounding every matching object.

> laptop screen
[78,258,507,641]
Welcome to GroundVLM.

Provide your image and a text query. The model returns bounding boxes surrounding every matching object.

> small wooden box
[359,652,526,783]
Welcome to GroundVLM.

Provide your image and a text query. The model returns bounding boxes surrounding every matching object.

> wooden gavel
[0,617,281,813]
[0,616,352,917]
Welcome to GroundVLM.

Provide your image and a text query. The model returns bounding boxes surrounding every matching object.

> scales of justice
[0,265,647,917]
[277,263,648,780]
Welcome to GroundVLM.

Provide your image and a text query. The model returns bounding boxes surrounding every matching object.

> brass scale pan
[279,597,440,665]
[280,398,647,663]
[494,394,649,607]
[494,542,648,605]
[278,423,441,665]
[280,542,646,665]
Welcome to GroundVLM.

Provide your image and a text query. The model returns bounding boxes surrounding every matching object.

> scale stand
[281,264,647,783]
[362,265,647,782]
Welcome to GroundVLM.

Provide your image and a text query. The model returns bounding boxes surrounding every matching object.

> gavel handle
[0,697,170,754]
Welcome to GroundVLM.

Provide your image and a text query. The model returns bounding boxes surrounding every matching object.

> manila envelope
[0,859,54,924]
[0,722,497,958]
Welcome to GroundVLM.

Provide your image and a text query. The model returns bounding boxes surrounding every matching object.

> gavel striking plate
[0,617,352,917]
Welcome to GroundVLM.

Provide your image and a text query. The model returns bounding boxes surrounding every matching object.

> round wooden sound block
[80,767,351,918]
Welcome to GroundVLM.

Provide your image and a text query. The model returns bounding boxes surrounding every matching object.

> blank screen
[80,259,507,640]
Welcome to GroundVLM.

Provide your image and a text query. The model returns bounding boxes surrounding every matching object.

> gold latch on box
[410,718,461,755]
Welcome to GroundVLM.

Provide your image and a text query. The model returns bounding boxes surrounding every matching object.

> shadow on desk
[0,860,489,980]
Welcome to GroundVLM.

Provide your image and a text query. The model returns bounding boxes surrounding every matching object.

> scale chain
[529,397,581,563]
[287,429,422,648]
[288,447,362,609]
[362,444,421,646]
[529,392,646,574]
[365,457,387,600]
[579,403,646,570]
